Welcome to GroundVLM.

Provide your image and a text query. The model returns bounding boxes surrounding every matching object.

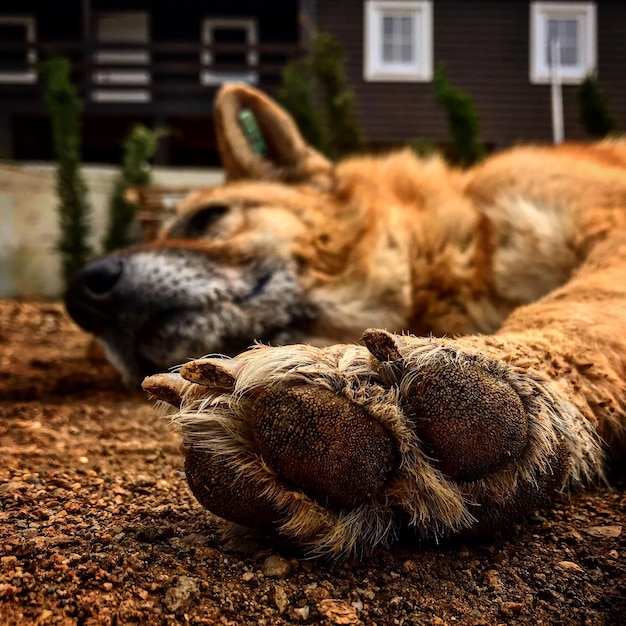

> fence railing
[0,40,301,98]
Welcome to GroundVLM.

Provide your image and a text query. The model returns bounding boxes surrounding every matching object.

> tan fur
[166,135,626,345]
[133,84,626,559]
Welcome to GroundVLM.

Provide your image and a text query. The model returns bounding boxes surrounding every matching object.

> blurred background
[0,0,624,298]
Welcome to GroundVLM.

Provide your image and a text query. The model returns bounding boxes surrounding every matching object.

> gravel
[1,299,625,625]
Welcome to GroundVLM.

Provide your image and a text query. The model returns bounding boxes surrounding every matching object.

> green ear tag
[238,109,268,156]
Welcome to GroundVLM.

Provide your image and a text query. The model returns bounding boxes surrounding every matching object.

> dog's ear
[213,83,332,186]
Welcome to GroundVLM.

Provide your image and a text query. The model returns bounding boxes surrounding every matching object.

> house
[0,1,624,166]
[314,0,626,151]
[0,0,305,166]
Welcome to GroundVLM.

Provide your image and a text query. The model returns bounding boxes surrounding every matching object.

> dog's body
[66,85,626,559]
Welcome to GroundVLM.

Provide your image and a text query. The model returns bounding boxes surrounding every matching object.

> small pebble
[500,601,523,616]
[584,525,622,538]
[356,587,375,601]
[262,555,292,578]
[293,606,310,620]
[273,584,289,613]
[163,576,200,613]
[317,599,360,624]
[484,569,503,592]
[557,560,583,573]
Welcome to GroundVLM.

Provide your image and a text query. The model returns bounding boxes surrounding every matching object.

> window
[0,16,36,84]
[530,2,597,84]
[364,1,433,82]
[200,19,258,86]
[92,12,151,102]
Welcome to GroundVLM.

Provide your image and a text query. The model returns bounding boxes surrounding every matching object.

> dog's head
[65,85,415,387]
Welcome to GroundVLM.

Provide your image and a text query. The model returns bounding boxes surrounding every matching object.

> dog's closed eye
[178,204,230,239]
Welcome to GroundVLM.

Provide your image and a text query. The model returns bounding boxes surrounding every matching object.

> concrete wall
[0,163,224,299]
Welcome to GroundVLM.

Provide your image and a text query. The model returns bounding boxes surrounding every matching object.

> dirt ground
[1,299,625,626]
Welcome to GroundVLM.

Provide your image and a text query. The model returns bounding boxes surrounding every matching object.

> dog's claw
[142,372,188,407]
[362,328,405,362]
[179,357,240,390]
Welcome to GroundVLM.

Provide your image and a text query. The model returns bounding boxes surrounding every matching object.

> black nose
[64,256,124,333]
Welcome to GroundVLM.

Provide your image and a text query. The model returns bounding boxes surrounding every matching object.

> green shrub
[311,32,364,158]
[103,125,162,252]
[433,66,485,167]
[408,138,438,158]
[278,31,364,159]
[577,73,619,138]
[40,56,92,286]
[276,60,328,154]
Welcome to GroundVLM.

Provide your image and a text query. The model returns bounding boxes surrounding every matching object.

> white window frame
[200,18,258,86]
[92,11,151,103]
[530,2,597,84]
[364,0,433,82]
[0,16,37,84]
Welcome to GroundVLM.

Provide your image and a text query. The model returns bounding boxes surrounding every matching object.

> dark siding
[316,0,626,150]
[0,0,83,39]
[597,1,626,134]
[150,0,299,43]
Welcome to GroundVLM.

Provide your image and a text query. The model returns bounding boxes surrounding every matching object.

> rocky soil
[0,299,625,625]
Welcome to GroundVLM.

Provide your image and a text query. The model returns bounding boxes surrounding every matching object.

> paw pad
[402,359,528,481]
[184,447,281,529]
[251,385,397,508]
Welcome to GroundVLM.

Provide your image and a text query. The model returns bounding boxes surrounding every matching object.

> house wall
[0,1,83,39]
[149,0,299,42]
[316,0,626,150]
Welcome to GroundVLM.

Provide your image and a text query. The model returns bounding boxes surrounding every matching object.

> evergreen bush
[103,124,162,252]
[577,73,619,138]
[277,31,364,159]
[40,56,92,286]
[276,59,327,154]
[311,32,365,158]
[408,138,438,158]
[433,66,485,166]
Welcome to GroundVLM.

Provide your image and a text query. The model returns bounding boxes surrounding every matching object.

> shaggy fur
[66,84,626,559]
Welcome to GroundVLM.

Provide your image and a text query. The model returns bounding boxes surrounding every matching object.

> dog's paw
[143,330,575,558]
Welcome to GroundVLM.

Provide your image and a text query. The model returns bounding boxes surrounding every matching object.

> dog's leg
[144,237,626,559]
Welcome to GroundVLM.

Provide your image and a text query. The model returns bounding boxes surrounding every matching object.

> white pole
[550,39,564,144]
